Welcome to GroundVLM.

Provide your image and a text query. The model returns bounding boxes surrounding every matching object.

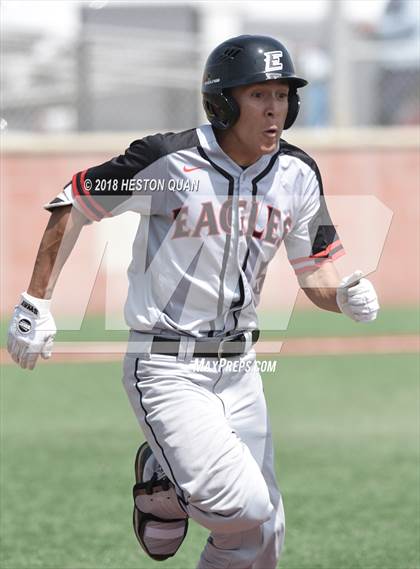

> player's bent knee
[190,485,273,533]
[239,488,273,528]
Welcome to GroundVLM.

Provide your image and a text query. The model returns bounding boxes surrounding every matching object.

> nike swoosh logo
[183,166,201,172]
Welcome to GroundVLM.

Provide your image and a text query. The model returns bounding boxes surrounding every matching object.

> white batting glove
[336,270,380,323]
[7,292,57,370]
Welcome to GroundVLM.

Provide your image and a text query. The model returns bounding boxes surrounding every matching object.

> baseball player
[8,35,379,568]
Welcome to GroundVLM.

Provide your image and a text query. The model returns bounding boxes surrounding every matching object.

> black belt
[151,330,260,358]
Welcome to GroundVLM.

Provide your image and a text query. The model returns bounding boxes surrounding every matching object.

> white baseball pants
[122,336,285,569]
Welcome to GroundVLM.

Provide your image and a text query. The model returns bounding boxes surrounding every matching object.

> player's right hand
[7,292,57,370]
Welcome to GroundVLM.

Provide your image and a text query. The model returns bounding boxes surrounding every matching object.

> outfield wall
[1,128,418,320]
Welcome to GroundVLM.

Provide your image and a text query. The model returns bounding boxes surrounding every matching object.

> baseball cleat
[132,442,188,561]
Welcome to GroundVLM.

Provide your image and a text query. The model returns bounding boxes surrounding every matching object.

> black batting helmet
[202,35,308,130]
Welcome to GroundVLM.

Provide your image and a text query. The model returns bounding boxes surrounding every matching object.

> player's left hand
[7,292,57,370]
[336,270,380,323]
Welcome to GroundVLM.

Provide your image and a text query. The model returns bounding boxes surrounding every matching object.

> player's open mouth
[263,127,278,138]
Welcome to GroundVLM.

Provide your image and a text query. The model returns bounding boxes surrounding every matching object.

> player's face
[217,80,290,167]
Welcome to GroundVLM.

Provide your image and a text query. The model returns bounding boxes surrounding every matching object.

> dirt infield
[1,335,418,365]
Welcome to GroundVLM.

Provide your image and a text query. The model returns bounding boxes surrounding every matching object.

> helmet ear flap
[204,88,300,130]
[203,92,240,130]
[284,89,300,130]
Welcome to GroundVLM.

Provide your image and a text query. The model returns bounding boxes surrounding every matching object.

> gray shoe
[132,442,188,561]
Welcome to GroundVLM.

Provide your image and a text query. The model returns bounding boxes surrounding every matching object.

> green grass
[1,306,418,346]
[1,354,419,568]
[258,305,420,339]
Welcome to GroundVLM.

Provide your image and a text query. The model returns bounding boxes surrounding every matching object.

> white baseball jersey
[45,124,343,337]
